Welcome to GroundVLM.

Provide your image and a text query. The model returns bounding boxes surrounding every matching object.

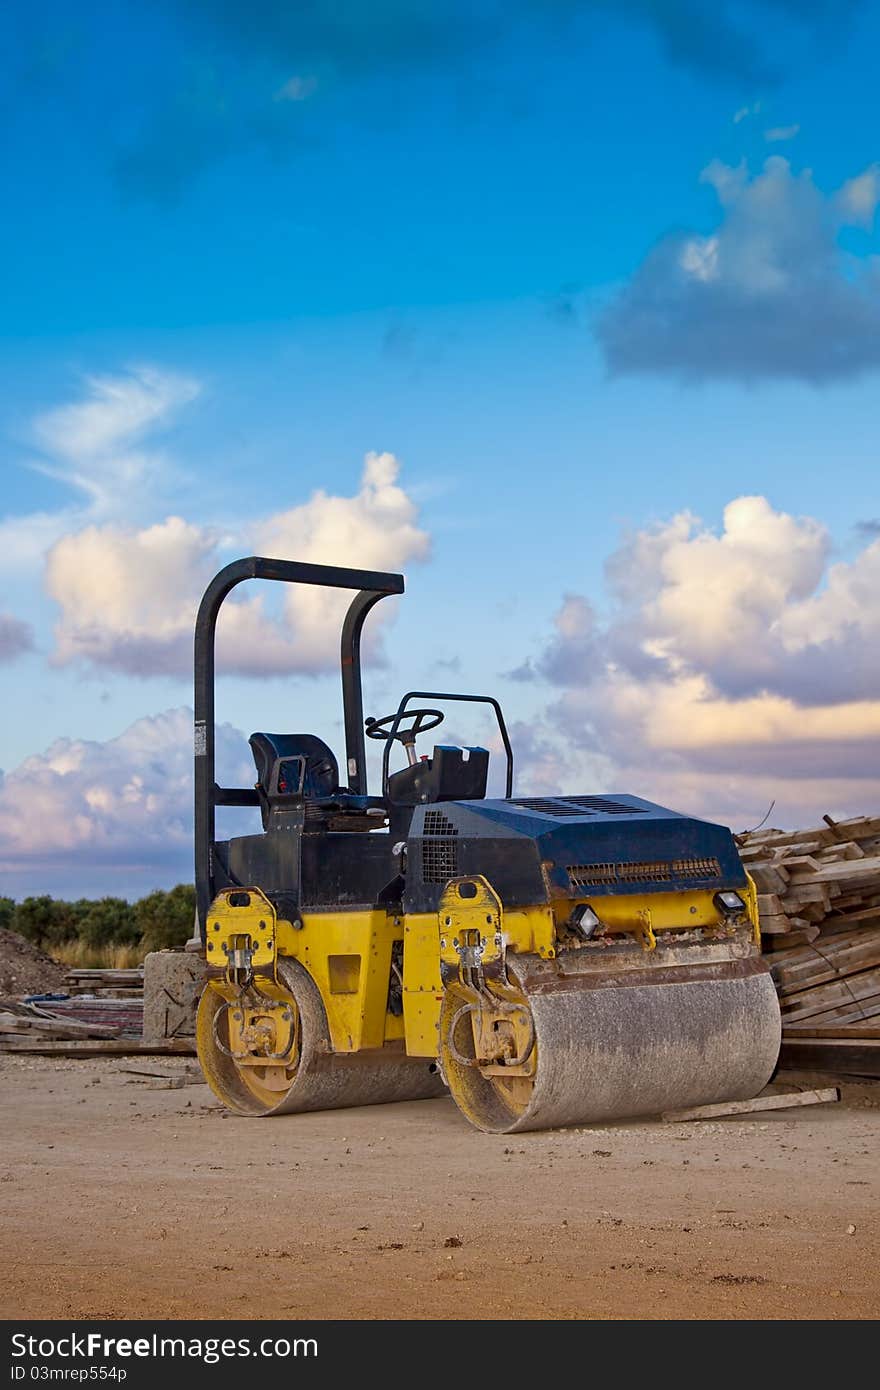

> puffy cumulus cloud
[0,610,34,662]
[598,155,880,383]
[46,517,218,676]
[45,453,429,677]
[513,497,880,826]
[260,451,430,669]
[599,496,880,705]
[0,708,252,894]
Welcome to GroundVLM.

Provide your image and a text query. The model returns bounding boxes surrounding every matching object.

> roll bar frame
[193,556,403,938]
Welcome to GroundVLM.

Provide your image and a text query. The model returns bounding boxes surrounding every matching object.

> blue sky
[1,1,879,896]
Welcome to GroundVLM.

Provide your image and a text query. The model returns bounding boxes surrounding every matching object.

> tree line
[0,884,196,953]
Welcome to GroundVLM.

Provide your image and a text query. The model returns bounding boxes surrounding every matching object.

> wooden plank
[780,961,880,1006]
[757,893,786,917]
[786,882,834,908]
[762,928,820,951]
[781,994,880,1028]
[825,815,880,839]
[825,906,880,926]
[783,1024,880,1039]
[63,973,143,984]
[121,1065,204,1079]
[778,1038,880,1078]
[779,854,822,874]
[787,854,880,888]
[771,935,880,994]
[780,966,880,1023]
[748,864,790,894]
[65,986,144,998]
[662,1088,840,1123]
[817,842,865,862]
[758,913,796,936]
[0,1038,195,1057]
[742,816,880,850]
[0,1016,121,1040]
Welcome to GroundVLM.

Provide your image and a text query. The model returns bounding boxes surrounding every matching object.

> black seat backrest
[249,733,340,828]
[387,745,489,807]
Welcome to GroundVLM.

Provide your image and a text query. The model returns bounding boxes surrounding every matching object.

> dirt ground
[1,1054,878,1321]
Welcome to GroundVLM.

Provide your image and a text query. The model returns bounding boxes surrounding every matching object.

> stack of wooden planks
[0,995,191,1056]
[63,967,144,998]
[0,996,122,1044]
[737,814,880,1078]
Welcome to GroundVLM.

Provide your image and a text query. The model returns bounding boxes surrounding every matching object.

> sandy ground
[1,1053,878,1321]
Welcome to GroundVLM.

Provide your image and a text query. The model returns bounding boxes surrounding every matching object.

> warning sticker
[194,720,207,756]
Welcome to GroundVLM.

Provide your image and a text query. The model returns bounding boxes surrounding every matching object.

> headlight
[714,890,746,917]
[571,903,602,939]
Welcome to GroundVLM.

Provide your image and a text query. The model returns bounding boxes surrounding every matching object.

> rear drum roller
[197,958,444,1117]
[440,958,782,1134]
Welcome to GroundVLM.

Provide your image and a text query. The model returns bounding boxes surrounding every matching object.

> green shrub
[77,897,138,948]
[9,885,197,955]
[13,896,81,948]
[134,884,197,951]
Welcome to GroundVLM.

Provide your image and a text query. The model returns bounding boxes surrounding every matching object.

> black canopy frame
[193,556,403,938]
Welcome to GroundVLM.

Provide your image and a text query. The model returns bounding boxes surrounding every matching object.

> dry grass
[49,940,146,969]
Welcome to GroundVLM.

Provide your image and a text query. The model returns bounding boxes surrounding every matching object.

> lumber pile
[738,814,880,1078]
[63,967,144,998]
[39,997,144,1037]
[0,996,122,1043]
[0,995,145,1045]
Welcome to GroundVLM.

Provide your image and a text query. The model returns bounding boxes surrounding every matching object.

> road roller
[194,557,781,1132]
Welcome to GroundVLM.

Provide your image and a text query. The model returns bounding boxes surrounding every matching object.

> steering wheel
[365,708,444,747]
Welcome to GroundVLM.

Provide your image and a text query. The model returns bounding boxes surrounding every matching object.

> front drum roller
[439,958,782,1134]
[197,958,445,1117]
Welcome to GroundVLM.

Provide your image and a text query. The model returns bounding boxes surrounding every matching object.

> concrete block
[143,950,209,1042]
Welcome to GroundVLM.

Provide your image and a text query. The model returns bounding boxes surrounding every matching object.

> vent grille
[423,810,457,837]
[563,796,647,815]
[510,796,647,818]
[510,798,594,817]
[567,857,722,888]
[421,810,459,883]
[421,839,459,883]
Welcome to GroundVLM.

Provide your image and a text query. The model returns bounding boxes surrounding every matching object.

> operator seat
[249,732,386,830]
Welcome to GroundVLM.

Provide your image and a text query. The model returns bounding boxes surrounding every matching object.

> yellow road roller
[194,557,781,1132]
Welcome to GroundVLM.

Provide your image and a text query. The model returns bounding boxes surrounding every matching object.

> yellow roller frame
[203,888,405,1054]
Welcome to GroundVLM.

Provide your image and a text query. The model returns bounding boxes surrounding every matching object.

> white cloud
[45,452,429,677]
[45,516,219,676]
[274,75,318,102]
[0,366,200,578]
[598,155,880,382]
[31,365,200,513]
[0,610,33,663]
[260,451,430,669]
[512,497,880,827]
[764,124,800,142]
[733,101,761,124]
[0,708,251,887]
[837,163,880,228]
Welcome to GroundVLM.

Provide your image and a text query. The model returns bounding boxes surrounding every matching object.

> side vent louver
[567,857,722,889]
